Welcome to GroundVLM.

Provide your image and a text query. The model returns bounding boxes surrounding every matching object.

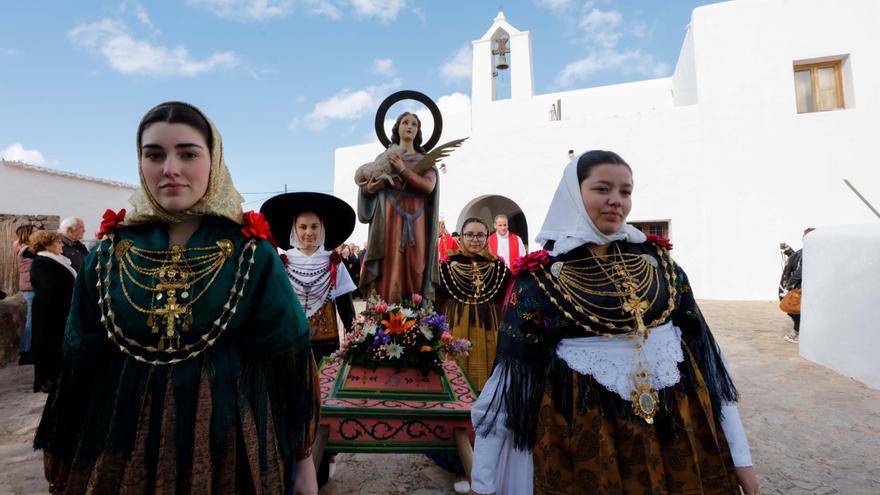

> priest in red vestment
[488,214,525,268]
[438,219,459,258]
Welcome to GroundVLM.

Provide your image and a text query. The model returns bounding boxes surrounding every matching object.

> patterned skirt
[532,355,740,494]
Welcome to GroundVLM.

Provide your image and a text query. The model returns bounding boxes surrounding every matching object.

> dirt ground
[1,300,878,494]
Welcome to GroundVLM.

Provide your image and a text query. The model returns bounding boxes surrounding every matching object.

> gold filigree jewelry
[115,239,233,350]
[631,374,660,424]
[95,233,257,365]
[533,243,678,424]
[439,258,506,305]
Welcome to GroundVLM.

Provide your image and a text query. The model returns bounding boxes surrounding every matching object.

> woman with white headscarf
[469,151,759,494]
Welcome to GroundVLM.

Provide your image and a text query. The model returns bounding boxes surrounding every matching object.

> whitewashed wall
[334,0,880,300]
[0,161,136,242]
[799,226,880,389]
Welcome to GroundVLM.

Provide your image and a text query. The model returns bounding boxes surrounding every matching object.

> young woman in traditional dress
[358,112,440,303]
[437,217,510,390]
[34,101,319,495]
[470,151,760,495]
[260,192,358,364]
[431,216,510,494]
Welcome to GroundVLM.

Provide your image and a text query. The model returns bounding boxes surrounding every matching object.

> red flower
[511,249,550,275]
[330,251,343,265]
[96,208,126,239]
[645,234,673,250]
[411,293,423,305]
[241,211,276,246]
[374,302,388,314]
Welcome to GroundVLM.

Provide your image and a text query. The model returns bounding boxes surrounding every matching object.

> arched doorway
[456,195,529,249]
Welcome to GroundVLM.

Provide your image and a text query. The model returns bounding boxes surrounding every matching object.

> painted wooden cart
[312,359,478,477]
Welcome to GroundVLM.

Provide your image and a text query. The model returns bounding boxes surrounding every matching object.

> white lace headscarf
[536,152,646,256]
[289,213,327,250]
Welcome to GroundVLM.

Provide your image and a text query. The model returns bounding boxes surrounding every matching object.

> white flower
[419,324,434,340]
[386,343,404,359]
[399,307,416,319]
[364,322,377,335]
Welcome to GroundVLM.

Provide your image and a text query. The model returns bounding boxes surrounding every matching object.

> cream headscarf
[125,101,244,226]
[536,153,646,256]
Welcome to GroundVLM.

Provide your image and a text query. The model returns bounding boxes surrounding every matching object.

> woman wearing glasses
[437,217,510,390]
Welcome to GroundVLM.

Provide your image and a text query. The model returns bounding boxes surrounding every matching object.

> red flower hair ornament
[645,234,673,250]
[511,249,550,276]
[241,211,275,243]
[96,208,126,239]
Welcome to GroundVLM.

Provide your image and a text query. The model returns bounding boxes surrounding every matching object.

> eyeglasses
[462,233,488,241]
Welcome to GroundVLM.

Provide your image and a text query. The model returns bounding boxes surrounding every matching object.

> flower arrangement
[331,294,471,376]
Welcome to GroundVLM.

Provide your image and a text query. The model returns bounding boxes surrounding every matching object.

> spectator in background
[28,230,76,393]
[451,231,460,245]
[12,224,37,365]
[59,217,88,272]
[341,244,361,297]
[488,213,525,268]
[437,219,459,258]
[780,227,815,343]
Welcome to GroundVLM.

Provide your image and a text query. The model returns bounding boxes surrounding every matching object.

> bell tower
[472,10,535,103]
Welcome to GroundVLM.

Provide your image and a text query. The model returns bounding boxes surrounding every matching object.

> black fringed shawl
[475,241,738,451]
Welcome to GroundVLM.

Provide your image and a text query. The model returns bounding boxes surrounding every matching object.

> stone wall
[0,293,26,367]
[0,214,60,294]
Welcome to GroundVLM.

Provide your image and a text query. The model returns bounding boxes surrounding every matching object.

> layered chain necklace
[115,239,233,350]
[440,258,506,305]
[533,243,677,423]
[286,257,332,314]
[95,234,257,366]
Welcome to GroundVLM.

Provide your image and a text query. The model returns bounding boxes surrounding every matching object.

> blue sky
[0,0,713,208]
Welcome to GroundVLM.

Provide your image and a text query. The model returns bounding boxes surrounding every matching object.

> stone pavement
[1,301,878,494]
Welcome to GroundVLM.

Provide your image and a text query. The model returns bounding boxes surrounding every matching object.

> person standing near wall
[59,217,88,272]
[780,227,815,343]
[12,224,36,364]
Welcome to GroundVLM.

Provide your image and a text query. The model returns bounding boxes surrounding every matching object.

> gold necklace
[111,238,236,353]
[440,258,506,305]
[95,234,258,366]
[533,243,677,424]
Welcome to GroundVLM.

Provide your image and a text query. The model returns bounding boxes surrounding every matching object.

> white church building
[333,0,880,301]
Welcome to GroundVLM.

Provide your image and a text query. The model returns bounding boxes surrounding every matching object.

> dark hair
[15,224,35,245]
[390,112,425,153]
[137,102,213,152]
[461,217,489,233]
[576,150,632,183]
[451,231,460,237]
[804,227,816,236]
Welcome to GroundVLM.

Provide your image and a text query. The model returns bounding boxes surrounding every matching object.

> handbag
[779,288,801,314]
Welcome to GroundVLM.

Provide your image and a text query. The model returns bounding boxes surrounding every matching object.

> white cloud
[294,79,401,131]
[441,46,471,85]
[133,3,159,34]
[69,19,239,77]
[0,143,47,165]
[579,8,623,49]
[187,0,296,20]
[372,58,395,76]
[555,8,669,88]
[303,0,341,19]
[348,0,406,22]
[534,0,572,11]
